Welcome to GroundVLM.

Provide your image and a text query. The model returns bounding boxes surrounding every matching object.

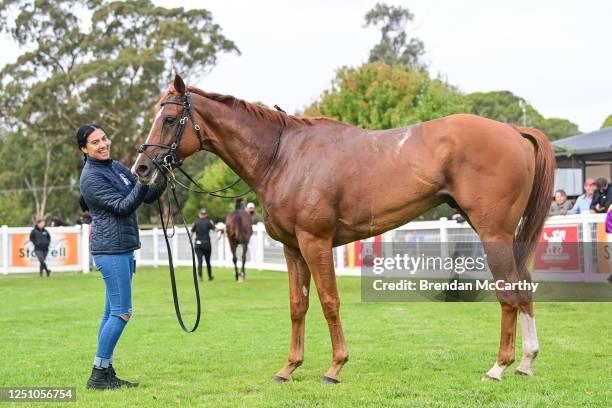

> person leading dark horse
[191,208,217,282]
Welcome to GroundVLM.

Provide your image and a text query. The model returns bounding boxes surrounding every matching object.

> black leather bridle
[138,92,204,178]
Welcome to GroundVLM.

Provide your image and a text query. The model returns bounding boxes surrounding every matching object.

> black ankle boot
[109,365,139,388]
[86,367,120,390]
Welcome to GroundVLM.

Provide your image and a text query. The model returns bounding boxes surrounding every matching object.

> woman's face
[81,128,111,160]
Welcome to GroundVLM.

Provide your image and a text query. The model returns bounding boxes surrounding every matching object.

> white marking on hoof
[483,363,506,381]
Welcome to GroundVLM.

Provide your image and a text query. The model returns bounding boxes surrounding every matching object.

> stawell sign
[11,232,79,268]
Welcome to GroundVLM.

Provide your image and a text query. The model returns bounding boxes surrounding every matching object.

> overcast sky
[1,0,610,133]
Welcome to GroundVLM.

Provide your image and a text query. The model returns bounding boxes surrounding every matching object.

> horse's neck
[197,99,280,190]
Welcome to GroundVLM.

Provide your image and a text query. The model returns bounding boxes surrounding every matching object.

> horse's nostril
[136,164,149,176]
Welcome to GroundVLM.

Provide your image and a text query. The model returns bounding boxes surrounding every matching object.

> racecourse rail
[1,213,610,282]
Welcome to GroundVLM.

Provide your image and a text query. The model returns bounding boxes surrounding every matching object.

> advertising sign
[533,225,580,272]
[11,232,79,268]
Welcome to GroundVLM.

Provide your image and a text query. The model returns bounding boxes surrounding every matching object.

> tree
[538,117,579,140]
[0,0,239,222]
[466,91,580,140]
[303,62,468,129]
[364,3,425,69]
[601,115,612,129]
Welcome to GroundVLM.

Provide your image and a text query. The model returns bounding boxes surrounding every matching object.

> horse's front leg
[296,230,348,384]
[273,245,311,382]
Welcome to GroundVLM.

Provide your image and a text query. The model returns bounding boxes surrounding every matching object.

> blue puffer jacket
[80,157,161,254]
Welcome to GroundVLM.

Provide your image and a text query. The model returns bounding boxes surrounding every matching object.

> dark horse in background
[225,199,253,282]
[133,75,554,384]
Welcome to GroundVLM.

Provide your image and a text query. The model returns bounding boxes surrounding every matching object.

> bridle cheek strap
[138,92,205,179]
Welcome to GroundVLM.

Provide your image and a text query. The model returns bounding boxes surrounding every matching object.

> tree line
[0,1,607,226]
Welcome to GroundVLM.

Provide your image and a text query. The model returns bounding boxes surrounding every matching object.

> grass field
[0,267,610,407]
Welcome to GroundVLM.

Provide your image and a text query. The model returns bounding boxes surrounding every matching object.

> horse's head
[132,74,205,186]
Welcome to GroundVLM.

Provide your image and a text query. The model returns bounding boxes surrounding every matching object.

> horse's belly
[332,193,443,247]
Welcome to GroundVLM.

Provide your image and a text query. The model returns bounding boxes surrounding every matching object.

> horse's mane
[188,86,343,128]
[155,85,341,128]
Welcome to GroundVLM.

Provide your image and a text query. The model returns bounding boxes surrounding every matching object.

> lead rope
[157,182,201,333]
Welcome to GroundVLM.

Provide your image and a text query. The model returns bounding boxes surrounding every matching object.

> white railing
[1,213,610,281]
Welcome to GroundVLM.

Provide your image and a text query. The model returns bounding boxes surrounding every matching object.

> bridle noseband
[138,92,205,179]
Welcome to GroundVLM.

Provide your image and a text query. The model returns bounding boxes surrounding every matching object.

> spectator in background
[606,205,612,283]
[30,219,51,277]
[76,212,94,269]
[591,177,612,213]
[76,212,92,225]
[570,178,596,214]
[50,217,68,227]
[548,189,572,216]
[245,202,262,224]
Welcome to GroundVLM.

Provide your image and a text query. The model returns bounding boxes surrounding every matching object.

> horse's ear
[174,74,186,96]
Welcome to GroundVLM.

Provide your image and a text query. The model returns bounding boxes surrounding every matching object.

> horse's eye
[165,117,177,126]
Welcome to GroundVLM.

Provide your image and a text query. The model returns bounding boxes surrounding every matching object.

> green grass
[0,268,610,407]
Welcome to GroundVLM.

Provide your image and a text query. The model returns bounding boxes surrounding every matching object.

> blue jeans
[92,251,135,368]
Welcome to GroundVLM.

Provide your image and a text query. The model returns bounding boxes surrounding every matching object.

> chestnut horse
[133,75,554,383]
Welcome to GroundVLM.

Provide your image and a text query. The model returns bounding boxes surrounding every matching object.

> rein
[138,93,286,332]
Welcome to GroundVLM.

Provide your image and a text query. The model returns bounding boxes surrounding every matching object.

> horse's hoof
[515,368,533,377]
[320,376,340,384]
[272,375,289,383]
[482,374,502,382]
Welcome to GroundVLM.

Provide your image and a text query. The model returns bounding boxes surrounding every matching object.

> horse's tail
[226,211,242,242]
[233,213,243,241]
[514,126,556,275]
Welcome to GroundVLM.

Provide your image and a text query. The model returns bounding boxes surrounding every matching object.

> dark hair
[75,123,105,152]
[554,189,566,197]
[595,177,608,189]
[76,123,105,213]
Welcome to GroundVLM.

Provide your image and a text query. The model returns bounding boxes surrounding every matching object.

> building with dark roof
[553,127,612,195]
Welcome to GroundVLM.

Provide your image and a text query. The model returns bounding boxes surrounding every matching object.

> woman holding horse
[76,124,163,390]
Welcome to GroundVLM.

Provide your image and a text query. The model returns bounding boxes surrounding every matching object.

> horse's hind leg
[229,241,239,281]
[274,245,311,382]
[516,301,539,376]
[241,244,248,281]
[479,238,520,381]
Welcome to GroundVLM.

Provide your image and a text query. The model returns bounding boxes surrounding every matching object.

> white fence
[1,213,610,281]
